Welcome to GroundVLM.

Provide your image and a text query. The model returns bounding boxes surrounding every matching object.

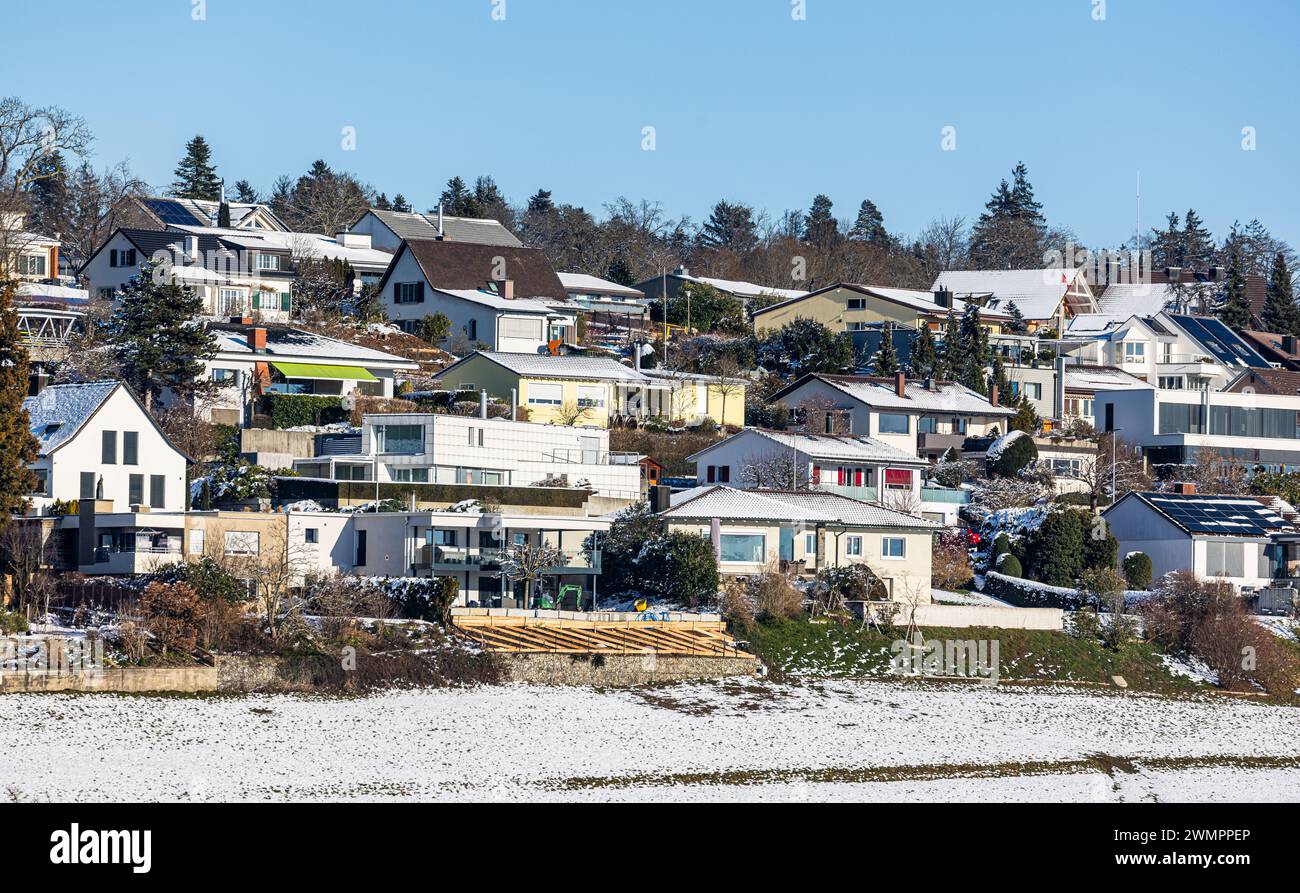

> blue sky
[4,0,1297,248]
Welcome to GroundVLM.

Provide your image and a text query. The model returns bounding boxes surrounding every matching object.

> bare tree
[501,542,564,608]
[211,522,311,642]
[554,401,594,427]
[0,521,53,618]
[741,452,810,490]
[709,355,745,431]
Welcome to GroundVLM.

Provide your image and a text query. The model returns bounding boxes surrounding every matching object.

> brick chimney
[249,327,267,352]
[495,278,514,299]
[1176,482,1197,496]
[990,383,1000,407]
[894,371,906,398]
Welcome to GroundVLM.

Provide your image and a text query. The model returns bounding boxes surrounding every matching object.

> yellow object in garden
[634,598,649,612]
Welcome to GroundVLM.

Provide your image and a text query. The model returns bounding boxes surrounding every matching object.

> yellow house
[752,283,1010,337]
[434,351,745,429]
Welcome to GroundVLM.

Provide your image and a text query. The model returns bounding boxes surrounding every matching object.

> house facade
[932,268,1099,333]
[752,283,1011,336]
[349,208,522,251]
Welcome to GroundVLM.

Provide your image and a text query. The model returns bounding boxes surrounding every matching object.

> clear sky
[3,0,1297,248]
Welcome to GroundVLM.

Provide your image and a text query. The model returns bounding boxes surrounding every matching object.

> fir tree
[438,176,480,217]
[170,135,222,201]
[848,199,888,245]
[1181,209,1214,269]
[957,304,990,394]
[804,194,839,248]
[233,179,259,203]
[526,189,555,216]
[373,193,393,211]
[392,194,412,213]
[1217,250,1253,332]
[0,281,39,522]
[872,322,899,376]
[939,310,964,380]
[1150,211,1183,269]
[969,162,1047,268]
[1261,252,1299,336]
[106,261,218,410]
[909,325,939,379]
[606,257,634,287]
[1006,301,1028,335]
[217,199,231,228]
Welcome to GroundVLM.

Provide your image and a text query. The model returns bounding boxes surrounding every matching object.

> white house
[374,239,577,348]
[685,428,965,525]
[22,381,189,515]
[660,486,940,600]
[932,267,1100,333]
[170,225,395,292]
[348,207,522,251]
[198,323,419,427]
[771,372,1015,461]
[291,410,643,502]
[1102,489,1293,592]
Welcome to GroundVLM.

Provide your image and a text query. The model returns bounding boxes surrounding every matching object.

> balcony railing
[542,448,642,465]
[415,545,599,572]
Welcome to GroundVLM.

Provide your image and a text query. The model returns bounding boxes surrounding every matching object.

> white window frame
[527,382,564,406]
[882,536,907,559]
[223,530,260,556]
[845,535,863,556]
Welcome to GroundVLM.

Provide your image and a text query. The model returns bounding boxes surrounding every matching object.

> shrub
[1081,514,1118,572]
[140,581,207,659]
[1026,509,1086,585]
[815,564,889,605]
[992,533,1013,560]
[639,531,720,608]
[720,581,756,630]
[748,571,804,621]
[0,611,29,634]
[990,432,1038,478]
[995,553,1023,577]
[387,577,459,622]
[694,417,718,435]
[1122,552,1153,590]
[265,394,345,429]
[1078,567,1135,650]
[152,557,248,604]
[932,531,974,589]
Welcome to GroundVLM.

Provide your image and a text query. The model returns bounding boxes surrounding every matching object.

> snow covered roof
[23,381,120,454]
[435,288,558,314]
[1112,492,1294,538]
[440,351,648,383]
[1062,365,1153,393]
[690,275,808,301]
[751,283,1010,322]
[1096,282,1178,319]
[360,209,523,247]
[781,374,1015,416]
[662,486,940,529]
[16,282,88,303]
[557,272,645,299]
[211,326,417,368]
[170,225,394,269]
[689,428,926,465]
[931,268,1096,321]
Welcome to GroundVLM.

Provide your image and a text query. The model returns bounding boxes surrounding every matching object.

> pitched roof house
[751,282,1012,336]
[349,208,523,251]
[931,268,1099,332]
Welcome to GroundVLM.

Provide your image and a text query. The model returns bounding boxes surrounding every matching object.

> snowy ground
[3,681,1298,803]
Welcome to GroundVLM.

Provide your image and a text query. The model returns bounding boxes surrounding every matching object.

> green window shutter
[252,293,261,310]
[281,292,291,312]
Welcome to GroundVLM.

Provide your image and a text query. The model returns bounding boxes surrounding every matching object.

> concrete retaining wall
[857,602,1063,631]
[0,666,217,693]
[240,429,319,459]
[495,652,759,686]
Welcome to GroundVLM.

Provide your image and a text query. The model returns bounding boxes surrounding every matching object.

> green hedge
[265,394,346,429]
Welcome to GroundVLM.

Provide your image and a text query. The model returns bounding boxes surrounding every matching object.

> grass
[740,617,1199,693]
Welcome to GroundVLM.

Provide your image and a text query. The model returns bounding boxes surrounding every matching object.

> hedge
[265,394,346,429]
[983,571,1088,610]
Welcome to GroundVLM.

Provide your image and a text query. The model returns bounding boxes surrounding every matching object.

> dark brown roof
[1240,330,1300,368]
[1224,367,1300,396]
[390,239,566,300]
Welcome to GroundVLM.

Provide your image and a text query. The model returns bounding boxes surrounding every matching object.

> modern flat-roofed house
[634,265,807,308]
[433,351,745,429]
[685,428,964,523]
[374,239,578,349]
[931,268,1099,333]
[348,207,522,251]
[199,323,419,426]
[660,485,940,599]
[22,381,189,517]
[1102,488,1293,592]
[772,372,1014,461]
[752,282,1012,336]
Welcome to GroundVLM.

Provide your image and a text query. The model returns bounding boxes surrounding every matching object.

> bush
[1026,509,1086,585]
[152,557,249,604]
[932,531,974,589]
[0,611,30,634]
[140,581,207,659]
[990,432,1038,477]
[265,394,345,429]
[992,533,1013,560]
[995,553,1022,577]
[1078,567,1136,650]
[387,577,459,622]
[1122,552,1153,590]
[639,532,720,608]
[748,571,804,621]
[815,564,889,607]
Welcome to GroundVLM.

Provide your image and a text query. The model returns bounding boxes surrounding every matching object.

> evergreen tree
[170,135,222,201]
[392,194,412,213]
[606,257,634,287]
[1181,209,1214,269]
[1261,252,1299,336]
[804,194,839,248]
[233,179,259,203]
[217,199,231,228]
[526,189,555,216]
[699,200,759,252]
[848,199,888,245]
[872,322,899,376]
[373,193,393,211]
[1217,250,1253,332]
[969,162,1047,268]
[987,355,1011,404]
[1150,211,1183,269]
[1006,301,1028,335]
[106,261,218,410]
[25,151,71,237]
[909,325,939,379]
[0,281,39,521]
[438,176,479,217]
[939,310,964,380]
[957,304,989,393]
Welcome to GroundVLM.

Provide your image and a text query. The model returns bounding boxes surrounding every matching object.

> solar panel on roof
[144,198,203,226]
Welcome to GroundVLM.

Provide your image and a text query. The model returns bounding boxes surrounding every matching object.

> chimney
[990,383,1000,407]
[933,287,953,308]
[1176,482,1197,496]
[1208,265,1224,283]
[480,389,489,419]
[495,278,514,300]
[649,484,673,513]
[894,371,906,398]
[633,342,642,371]
[437,203,445,239]
[1284,335,1299,356]
[249,327,267,352]
[924,377,936,392]
[674,265,689,277]
[49,245,59,281]
[1164,266,1183,284]
[184,234,200,262]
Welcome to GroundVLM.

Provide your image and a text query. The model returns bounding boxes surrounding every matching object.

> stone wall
[495,652,759,686]
[215,654,321,692]
[0,666,217,693]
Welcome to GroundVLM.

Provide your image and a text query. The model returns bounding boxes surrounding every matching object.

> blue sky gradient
[3,0,1296,248]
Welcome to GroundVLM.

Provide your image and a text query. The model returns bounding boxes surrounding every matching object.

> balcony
[415,545,599,573]
[918,432,968,453]
[84,545,183,575]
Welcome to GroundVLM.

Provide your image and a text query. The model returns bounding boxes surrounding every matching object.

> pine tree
[170,135,222,201]
[804,194,839,248]
[439,177,480,217]
[939,310,964,380]
[1217,250,1253,332]
[970,162,1047,268]
[1006,301,1028,335]
[958,304,989,393]
[233,179,259,203]
[217,200,231,228]
[873,322,899,376]
[373,193,393,211]
[526,189,555,216]
[909,325,939,379]
[1150,212,1183,268]
[1181,209,1214,269]
[848,199,888,245]
[106,261,217,410]
[25,151,71,237]
[392,194,412,213]
[0,281,39,521]
[700,200,758,252]
[1261,252,1299,336]
[606,257,634,287]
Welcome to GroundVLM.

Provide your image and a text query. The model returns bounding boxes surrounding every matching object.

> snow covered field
[2,681,1298,803]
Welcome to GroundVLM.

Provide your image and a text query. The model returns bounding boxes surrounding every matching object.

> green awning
[272,362,378,382]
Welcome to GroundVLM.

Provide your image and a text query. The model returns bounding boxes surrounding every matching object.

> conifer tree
[1261,252,1299,336]
[957,304,990,393]
[848,199,888,245]
[939,310,963,380]
[873,322,899,376]
[1217,250,1253,332]
[804,194,839,248]
[106,261,217,410]
[233,180,260,203]
[1181,209,1214,269]
[170,135,222,201]
[0,281,39,522]
[1006,301,1028,335]
[909,324,939,379]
